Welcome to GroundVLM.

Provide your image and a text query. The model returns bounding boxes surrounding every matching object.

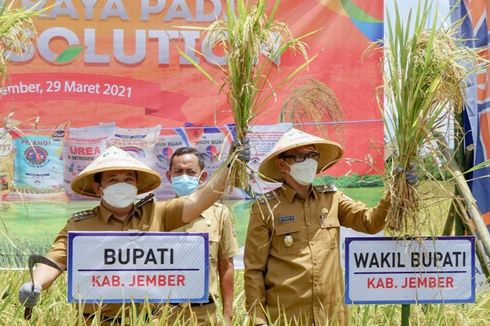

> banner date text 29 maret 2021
[0,80,132,98]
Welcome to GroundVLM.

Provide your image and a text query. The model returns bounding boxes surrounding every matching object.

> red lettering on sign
[401,276,454,288]
[128,274,186,287]
[91,275,120,287]
[366,277,395,288]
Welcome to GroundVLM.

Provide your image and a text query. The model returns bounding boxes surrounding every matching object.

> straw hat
[259,128,343,181]
[71,146,161,197]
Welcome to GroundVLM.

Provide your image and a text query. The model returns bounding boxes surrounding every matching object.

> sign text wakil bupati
[345,236,475,304]
[67,231,209,304]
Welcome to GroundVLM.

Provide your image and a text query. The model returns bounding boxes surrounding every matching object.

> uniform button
[284,235,294,247]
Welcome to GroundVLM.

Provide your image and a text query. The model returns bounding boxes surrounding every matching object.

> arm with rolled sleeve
[19,222,69,307]
[218,257,235,325]
[218,207,240,325]
[45,221,72,268]
[19,223,66,308]
[244,204,271,325]
[181,165,233,224]
[338,191,391,234]
[152,198,186,231]
[218,206,240,259]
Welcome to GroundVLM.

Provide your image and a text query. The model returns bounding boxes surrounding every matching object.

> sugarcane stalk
[434,132,490,259]
[451,189,490,279]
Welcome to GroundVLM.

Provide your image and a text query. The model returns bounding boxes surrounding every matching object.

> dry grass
[1,268,489,325]
[381,1,483,234]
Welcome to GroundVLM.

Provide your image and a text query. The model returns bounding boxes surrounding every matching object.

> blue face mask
[171,174,200,196]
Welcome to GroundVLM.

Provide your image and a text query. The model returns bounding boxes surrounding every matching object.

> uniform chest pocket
[272,221,304,255]
[208,233,221,262]
[319,218,340,249]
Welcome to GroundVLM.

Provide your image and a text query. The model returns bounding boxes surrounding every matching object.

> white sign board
[67,231,209,304]
[345,236,475,304]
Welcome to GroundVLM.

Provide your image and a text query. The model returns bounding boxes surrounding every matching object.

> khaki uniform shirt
[171,203,240,299]
[46,197,185,317]
[244,184,389,325]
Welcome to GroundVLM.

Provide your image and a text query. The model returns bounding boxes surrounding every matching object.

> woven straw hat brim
[71,167,161,197]
[70,146,161,197]
[259,139,343,182]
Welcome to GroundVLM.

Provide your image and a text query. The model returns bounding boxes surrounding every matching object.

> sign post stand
[401,304,410,326]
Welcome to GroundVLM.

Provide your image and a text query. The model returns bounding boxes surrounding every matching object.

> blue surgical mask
[171,175,200,196]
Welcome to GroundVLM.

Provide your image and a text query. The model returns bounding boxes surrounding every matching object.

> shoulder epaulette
[314,184,337,193]
[72,209,96,221]
[135,193,155,208]
[257,191,278,204]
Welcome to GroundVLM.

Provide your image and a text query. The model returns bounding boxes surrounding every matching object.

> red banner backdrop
[0,0,384,175]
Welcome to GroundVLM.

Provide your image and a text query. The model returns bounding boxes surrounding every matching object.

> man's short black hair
[93,171,138,184]
[169,147,205,171]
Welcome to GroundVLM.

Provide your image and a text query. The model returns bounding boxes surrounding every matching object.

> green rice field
[0,187,384,268]
[1,183,490,324]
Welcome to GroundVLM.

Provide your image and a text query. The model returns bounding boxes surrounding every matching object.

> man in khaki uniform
[164,147,240,325]
[18,145,247,324]
[244,129,415,325]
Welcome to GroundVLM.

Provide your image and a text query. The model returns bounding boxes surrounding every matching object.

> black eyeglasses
[279,151,320,163]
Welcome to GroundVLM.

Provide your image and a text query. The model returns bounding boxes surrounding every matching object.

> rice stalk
[0,1,43,85]
[184,0,310,191]
[382,1,483,233]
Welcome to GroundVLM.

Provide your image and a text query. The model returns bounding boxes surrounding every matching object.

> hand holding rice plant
[382,2,482,233]
[181,0,311,192]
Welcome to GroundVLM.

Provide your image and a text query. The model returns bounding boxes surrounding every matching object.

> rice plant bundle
[383,2,481,232]
[0,1,42,84]
[182,0,310,191]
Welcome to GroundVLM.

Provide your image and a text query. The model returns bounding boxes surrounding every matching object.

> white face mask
[101,182,138,208]
[288,158,318,186]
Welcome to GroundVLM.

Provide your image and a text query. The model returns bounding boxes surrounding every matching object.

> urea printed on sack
[104,248,174,265]
[69,146,100,156]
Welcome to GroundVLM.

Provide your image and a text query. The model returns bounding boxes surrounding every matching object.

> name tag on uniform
[278,215,295,223]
